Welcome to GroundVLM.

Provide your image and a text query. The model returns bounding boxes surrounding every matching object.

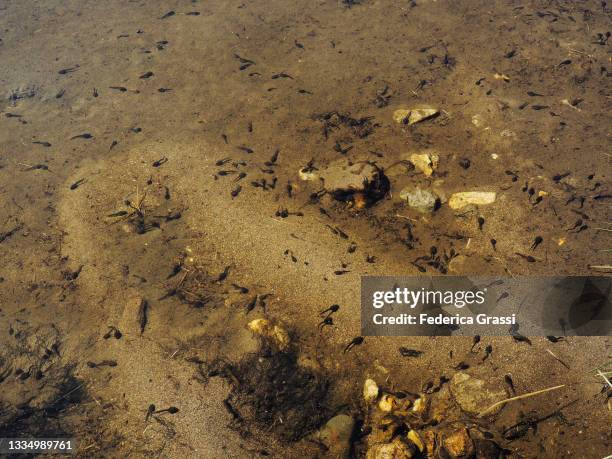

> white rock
[448,191,496,210]
[363,378,380,403]
[399,188,437,213]
[299,168,319,181]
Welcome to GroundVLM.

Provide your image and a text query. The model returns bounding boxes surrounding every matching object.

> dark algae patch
[226,346,331,442]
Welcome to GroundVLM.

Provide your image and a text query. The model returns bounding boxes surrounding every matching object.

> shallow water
[0,0,610,457]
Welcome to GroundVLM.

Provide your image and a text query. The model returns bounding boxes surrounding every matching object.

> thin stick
[395,213,417,222]
[479,384,566,417]
[596,369,612,389]
[589,265,612,271]
[546,349,570,369]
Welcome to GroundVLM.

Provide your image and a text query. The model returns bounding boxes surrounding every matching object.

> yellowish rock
[443,427,474,458]
[366,439,414,459]
[471,114,484,127]
[363,378,380,403]
[393,107,439,125]
[378,394,399,412]
[247,318,290,351]
[407,430,424,452]
[408,151,439,177]
[393,109,411,124]
[448,191,496,210]
[248,318,269,334]
[493,72,510,82]
[407,108,439,125]
[299,167,318,181]
[412,396,427,413]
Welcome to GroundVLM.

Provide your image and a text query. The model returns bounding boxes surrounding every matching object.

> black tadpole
[344,336,364,353]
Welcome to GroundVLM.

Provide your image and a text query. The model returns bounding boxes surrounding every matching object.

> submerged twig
[546,349,570,369]
[596,370,612,389]
[479,384,566,417]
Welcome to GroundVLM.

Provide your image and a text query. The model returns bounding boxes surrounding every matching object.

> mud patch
[226,346,332,442]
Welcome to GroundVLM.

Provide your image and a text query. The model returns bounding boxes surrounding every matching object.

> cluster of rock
[297,106,497,214]
[316,373,507,458]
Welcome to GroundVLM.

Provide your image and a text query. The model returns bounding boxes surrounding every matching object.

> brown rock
[443,426,474,458]
[320,160,379,193]
[121,296,148,336]
[449,372,506,416]
[366,438,415,459]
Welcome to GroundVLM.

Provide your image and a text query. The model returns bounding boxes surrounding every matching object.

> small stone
[299,168,319,181]
[448,255,468,274]
[318,414,355,459]
[407,430,424,452]
[247,318,290,351]
[366,439,415,459]
[429,387,453,422]
[392,109,411,124]
[363,378,380,403]
[248,318,269,334]
[121,296,147,336]
[448,191,496,210]
[319,159,389,206]
[412,396,426,413]
[422,430,436,457]
[399,188,437,213]
[320,160,379,192]
[393,107,439,125]
[407,107,439,124]
[443,426,474,458]
[493,72,510,82]
[378,394,398,412]
[449,372,506,416]
[471,114,485,127]
[407,151,439,176]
